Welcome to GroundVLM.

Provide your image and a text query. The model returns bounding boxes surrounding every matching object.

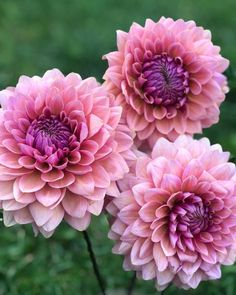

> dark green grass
[0,0,236,294]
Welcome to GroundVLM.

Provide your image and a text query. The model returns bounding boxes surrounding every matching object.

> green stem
[83,230,106,295]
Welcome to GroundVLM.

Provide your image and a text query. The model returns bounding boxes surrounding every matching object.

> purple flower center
[139,54,189,107]
[26,112,72,155]
[169,193,212,238]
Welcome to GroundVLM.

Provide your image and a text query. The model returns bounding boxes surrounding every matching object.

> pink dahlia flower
[0,69,133,237]
[107,135,236,290]
[103,17,229,147]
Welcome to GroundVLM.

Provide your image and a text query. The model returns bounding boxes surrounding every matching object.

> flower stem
[127,272,136,295]
[83,230,107,295]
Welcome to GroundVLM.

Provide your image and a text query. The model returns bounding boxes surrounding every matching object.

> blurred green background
[0,0,236,294]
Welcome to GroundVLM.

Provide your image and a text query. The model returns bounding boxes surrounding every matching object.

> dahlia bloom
[107,136,236,290]
[103,17,229,147]
[0,69,133,237]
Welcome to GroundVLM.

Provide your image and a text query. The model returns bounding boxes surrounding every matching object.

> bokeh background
[0,0,236,294]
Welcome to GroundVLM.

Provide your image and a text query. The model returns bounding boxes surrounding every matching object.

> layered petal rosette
[103,17,229,147]
[0,69,133,237]
[107,136,236,290]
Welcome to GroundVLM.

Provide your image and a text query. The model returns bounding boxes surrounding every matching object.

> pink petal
[35,185,62,207]
[68,174,95,195]
[181,175,198,192]
[87,199,104,216]
[13,178,36,204]
[19,173,45,193]
[41,169,64,182]
[14,207,33,224]
[2,199,27,210]
[65,212,91,231]
[29,202,54,227]
[92,163,110,188]
[161,174,181,193]
[42,205,64,232]
[3,211,17,226]
[139,201,157,222]
[160,234,176,256]
[79,150,95,166]
[102,153,129,180]
[152,137,177,159]
[48,172,75,188]
[2,138,21,154]
[18,156,36,169]
[153,243,168,271]
[88,114,104,137]
[66,163,92,175]
[62,191,88,218]
[0,152,21,169]
[106,182,120,197]
[0,180,14,200]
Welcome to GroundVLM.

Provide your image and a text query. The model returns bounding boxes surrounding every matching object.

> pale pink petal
[29,202,53,227]
[35,185,62,207]
[65,212,91,231]
[19,173,45,193]
[42,205,64,232]
[68,174,95,195]
[62,191,88,218]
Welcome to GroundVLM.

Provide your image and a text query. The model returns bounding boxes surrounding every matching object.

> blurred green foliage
[0,0,236,294]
